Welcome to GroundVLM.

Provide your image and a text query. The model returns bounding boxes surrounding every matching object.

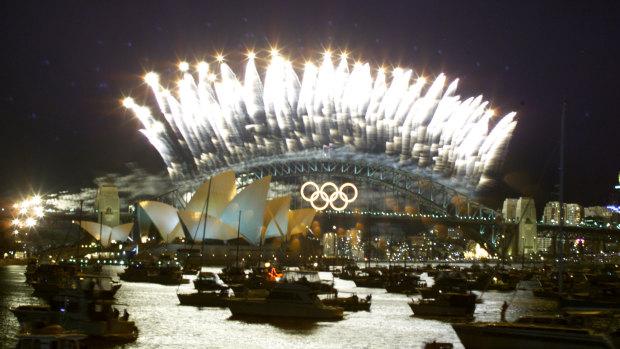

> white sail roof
[287,208,317,238]
[138,201,184,243]
[177,210,249,242]
[263,195,291,240]
[78,221,133,248]
[220,176,271,245]
[111,223,134,243]
[185,170,236,217]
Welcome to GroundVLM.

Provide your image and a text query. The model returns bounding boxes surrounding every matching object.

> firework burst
[123,49,516,190]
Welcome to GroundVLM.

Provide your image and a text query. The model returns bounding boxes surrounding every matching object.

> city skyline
[0,1,618,211]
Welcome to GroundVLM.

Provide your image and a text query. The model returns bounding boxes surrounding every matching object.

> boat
[27,263,80,293]
[385,272,426,294]
[178,269,233,307]
[10,289,138,341]
[424,341,454,349]
[321,293,371,311]
[280,270,334,294]
[118,259,187,285]
[177,288,233,307]
[418,271,469,299]
[409,293,477,318]
[452,311,620,349]
[193,270,228,292]
[33,273,121,301]
[15,325,86,349]
[559,292,620,311]
[351,269,388,288]
[227,282,344,320]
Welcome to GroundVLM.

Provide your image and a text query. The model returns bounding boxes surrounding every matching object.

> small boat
[321,293,371,311]
[16,325,86,349]
[193,270,228,292]
[33,273,121,301]
[352,269,387,288]
[452,311,620,349]
[385,273,426,294]
[177,289,233,307]
[280,270,334,294]
[118,260,187,285]
[27,263,80,293]
[11,289,138,341]
[227,283,344,321]
[409,293,477,318]
[424,341,454,349]
[418,271,469,299]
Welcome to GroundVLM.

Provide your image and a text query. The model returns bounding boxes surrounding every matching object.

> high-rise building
[544,201,583,225]
[565,203,583,225]
[584,206,613,222]
[543,201,563,224]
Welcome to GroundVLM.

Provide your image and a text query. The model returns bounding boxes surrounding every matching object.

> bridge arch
[231,158,500,219]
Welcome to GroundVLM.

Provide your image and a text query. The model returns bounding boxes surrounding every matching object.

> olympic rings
[300,181,358,211]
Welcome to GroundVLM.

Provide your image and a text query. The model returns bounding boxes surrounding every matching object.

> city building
[566,203,583,225]
[543,201,562,224]
[584,206,614,222]
[544,201,584,225]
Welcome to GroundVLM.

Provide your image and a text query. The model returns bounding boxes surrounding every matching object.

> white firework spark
[123,50,517,190]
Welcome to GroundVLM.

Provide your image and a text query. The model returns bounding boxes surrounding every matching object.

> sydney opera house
[78,170,317,261]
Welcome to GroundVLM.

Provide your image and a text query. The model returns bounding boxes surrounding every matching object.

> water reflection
[227,316,321,332]
[1,264,559,349]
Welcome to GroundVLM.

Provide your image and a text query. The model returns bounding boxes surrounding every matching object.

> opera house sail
[132,171,315,246]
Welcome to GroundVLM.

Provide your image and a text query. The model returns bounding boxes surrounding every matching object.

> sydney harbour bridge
[15,156,617,262]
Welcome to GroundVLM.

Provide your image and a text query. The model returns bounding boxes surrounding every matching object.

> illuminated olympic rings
[300,181,358,211]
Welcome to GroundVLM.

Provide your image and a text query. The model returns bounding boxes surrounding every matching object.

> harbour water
[1,265,557,348]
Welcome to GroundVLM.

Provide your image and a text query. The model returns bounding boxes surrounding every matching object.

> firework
[123,50,516,190]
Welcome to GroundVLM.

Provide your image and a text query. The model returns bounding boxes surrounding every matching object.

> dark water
[0,265,557,348]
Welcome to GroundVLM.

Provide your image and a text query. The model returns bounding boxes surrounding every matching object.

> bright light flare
[197,61,209,73]
[179,61,190,72]
[123,97,135,108]
[25,217,36,227]
[34,206,44,217]
[247,52,256,60]
[144,72,159,87]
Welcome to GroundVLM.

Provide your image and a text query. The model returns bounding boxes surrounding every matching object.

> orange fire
[268,267,282,281]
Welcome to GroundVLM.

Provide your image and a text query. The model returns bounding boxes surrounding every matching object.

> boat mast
[200,179,212,270]
[558,101,566,294]
[99,210,103,264]
[78,200,83,267]
[236,211,241,268]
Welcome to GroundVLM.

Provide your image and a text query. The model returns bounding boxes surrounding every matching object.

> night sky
[0,0,618,212]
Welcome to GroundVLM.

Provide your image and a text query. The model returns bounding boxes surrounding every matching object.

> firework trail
[123,50,516,190]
